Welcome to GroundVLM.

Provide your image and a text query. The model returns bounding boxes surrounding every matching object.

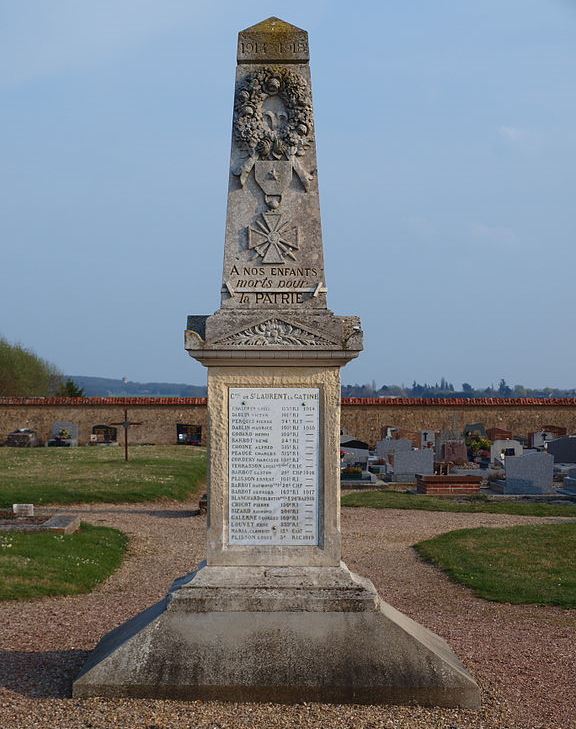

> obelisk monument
[74,18,480,707]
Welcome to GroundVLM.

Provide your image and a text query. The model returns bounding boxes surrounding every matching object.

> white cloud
[497,126,543,150]
[471,222,518,246]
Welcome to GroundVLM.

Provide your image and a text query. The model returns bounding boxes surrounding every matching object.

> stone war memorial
[73,18,479,707]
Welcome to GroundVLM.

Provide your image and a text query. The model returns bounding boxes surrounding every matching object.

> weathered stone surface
[0,513,80,534]
[75,17,479,708]
[73,563,479,707]
[206,365,342,567]
[237,17,309,64]
[185,14,362,364]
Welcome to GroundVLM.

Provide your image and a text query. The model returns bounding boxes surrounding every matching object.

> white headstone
[13,503,34,517]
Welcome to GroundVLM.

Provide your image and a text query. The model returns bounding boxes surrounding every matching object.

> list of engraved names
[228,387,320,546]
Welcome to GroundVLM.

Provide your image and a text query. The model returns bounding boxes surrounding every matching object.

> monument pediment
[210,316,338,348]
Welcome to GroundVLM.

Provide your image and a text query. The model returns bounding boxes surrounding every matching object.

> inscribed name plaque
[228,387,320,546]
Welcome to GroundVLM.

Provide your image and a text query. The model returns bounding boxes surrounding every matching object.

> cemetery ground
[342,488,576,517]
[0,450,574,727]
[0,445,206,505]
[415,523,576,608]
[0,525,127,601]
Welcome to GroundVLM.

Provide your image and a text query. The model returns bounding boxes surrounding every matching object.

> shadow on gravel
[147,509,201,519]
[0,649,88,698]
[59,507,202,518]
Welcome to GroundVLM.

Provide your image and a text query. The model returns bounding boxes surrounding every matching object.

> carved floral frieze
[215,319,333,347]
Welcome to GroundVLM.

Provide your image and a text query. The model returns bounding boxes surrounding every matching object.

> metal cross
[110,409,143,462]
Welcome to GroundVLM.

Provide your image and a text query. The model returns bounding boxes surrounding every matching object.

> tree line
[342,378,576,399]
[0,337,83,397]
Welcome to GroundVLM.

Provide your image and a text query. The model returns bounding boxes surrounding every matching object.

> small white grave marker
[13,503,34,517]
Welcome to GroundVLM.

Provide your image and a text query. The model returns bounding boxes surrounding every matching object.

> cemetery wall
[0,398,208,446]
[1,397,575,448]
[342,398,576,447]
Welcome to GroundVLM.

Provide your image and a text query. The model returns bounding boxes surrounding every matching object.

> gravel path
[0,503,574,729]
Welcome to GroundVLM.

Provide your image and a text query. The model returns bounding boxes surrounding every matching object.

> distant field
[341,489,576,517]
[415,524,576,607]
[0,445,206,505]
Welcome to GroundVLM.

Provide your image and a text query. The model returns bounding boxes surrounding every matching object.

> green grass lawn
[341,489,576,517]
[414,524,576,607]
[0,523,127,601]
[0,445,206,505]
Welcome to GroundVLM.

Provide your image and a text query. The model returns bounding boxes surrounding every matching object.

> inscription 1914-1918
[238,39,309,59]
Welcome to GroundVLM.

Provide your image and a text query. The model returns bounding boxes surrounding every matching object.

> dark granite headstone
[546,437,576,464]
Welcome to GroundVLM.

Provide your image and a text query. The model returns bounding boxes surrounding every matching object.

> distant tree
[57,379,85,397]
[498,378,512,397]
[0,337,62,396]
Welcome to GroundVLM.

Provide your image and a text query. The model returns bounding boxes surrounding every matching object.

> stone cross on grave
[74,17,479,708]
[110,409,142,462]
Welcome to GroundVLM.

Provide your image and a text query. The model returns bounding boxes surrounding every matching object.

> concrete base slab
[73,562,480,707]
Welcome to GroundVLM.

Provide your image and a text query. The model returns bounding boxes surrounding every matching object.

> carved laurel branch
[217,319,330,347]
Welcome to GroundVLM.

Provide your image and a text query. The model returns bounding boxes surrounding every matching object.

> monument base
[73,562,480,707]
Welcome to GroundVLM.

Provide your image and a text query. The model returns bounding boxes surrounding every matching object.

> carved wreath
[234,67,313,162]
[219,319,326,347]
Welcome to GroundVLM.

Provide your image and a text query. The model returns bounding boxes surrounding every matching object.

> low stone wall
[1,397,575,448]
[0,398,208,446]
[341,398,576,448]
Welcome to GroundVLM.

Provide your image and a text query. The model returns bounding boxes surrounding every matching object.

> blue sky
[1,1,575,389]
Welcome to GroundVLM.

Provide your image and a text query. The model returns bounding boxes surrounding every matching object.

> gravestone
[420,430,436,449]
[13,504,34,517]
[340,441,370,467]
[546,436,576,464]
[442,440,468,465]
[392,449,434,482]
[486,426,512,441]
[435,428,464,459]
[490,438,523,464]
[73,17,479,707]
[47,420,79,447]
[528,430,558,449]
[494,452,554,494]
[375,437,412,458]
[562,467,576,494]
